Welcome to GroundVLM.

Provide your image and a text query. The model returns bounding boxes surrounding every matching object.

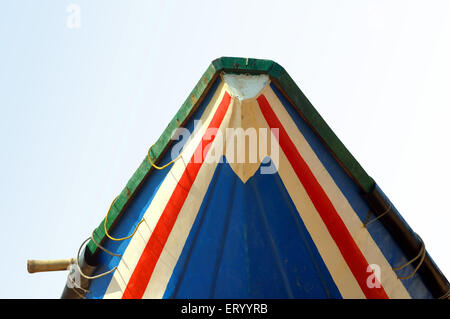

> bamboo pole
[27,258,76,273]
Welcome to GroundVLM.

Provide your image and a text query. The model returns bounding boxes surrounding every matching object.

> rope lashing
[71,286,87,299]
[76,237,117,280]
[100,144,183,249]
[147,144,182,170]
[363,202,392,227]
[91,232,122,257]
[438,286,450,299]
[72,141,185,292]
[68,275,89,293]
[392,234,426,280]
[363,204,428,281]
[104,196,145,242]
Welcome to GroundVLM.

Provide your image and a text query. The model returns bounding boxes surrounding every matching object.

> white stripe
[142,97,235,298]
[261,86,410,299]
[248,95,366,298]
[103,82,228,298]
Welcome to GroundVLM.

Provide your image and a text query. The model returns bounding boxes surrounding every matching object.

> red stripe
[257,94,388,299]
[122,92,232,299]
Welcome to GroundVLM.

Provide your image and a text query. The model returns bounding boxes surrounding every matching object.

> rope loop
[393,234,426,280]
[104,197,145,242]
[72,140,184,296]
[76,237,118,280]
[91,232,122,257]
[147,144,182,170]
[363,202,392,227]
[71,287,87,299]
[438,287,450,299]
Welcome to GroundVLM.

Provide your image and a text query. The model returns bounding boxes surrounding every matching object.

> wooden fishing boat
[59,57,449,299]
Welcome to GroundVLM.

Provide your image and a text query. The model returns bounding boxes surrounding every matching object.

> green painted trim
[86,56,374,258]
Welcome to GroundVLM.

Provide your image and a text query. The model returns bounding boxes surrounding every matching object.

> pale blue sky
[1,0,449,298]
